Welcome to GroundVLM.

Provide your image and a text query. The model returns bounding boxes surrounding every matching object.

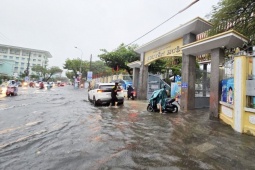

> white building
[0,44,52,77]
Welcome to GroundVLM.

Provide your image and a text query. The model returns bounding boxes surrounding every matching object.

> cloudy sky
[0,0,220,69]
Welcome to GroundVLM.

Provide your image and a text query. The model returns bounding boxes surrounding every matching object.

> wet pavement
[0,85,255,170]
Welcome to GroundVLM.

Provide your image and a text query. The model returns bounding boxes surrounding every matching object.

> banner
[87,71,93,82]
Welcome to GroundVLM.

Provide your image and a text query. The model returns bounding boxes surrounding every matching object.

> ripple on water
[0,102,37,111]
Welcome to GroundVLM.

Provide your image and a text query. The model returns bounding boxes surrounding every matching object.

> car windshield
[100,85,113,91]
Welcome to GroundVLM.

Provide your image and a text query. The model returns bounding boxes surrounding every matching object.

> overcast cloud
[0,0,220,69]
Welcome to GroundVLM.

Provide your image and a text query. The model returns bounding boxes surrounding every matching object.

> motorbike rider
[127,85,134,100]
[110,82,119,107]
[157,85,168,114]
[9,80,18,94]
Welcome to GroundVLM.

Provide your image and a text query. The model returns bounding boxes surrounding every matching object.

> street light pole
[74,47,83,73]
[89,54,92,71]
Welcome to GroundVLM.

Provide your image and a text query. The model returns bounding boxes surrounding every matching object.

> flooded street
[0,86,255,170]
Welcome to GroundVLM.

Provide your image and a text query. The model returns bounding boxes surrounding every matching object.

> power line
[124,0,199,47]
[0,31,12,44]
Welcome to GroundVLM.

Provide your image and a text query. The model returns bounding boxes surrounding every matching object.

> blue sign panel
[181,82,188,88]
[87,71,93,81]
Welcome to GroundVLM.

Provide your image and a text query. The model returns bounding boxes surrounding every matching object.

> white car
[88,83,124,106]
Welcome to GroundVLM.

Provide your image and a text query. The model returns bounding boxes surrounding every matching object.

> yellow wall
[219,55,255,136]
[219,104,234,129]
[243,110,255,136]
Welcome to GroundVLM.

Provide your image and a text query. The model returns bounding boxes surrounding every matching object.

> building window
[0,48,8,54]
[22,58,25,61]
[22,51,29,56]
[15,62,19,66]
[33,59,36,62]
[9,56,13,59]
[3,55,7,58]
[21,62,24,66]
[38,59,41,62]
[16,57,19,60]
[38,54,41,57]
[10,49,20,55]
[33,64,36,66]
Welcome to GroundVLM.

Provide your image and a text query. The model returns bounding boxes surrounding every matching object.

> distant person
[127,85,134,100]
[111,82,118,107]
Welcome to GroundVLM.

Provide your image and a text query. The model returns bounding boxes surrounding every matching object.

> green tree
[31,65,47,78]
[63,58,86,77]
[32,65,62,81]
[90,60,112,76]
[64,58,112,79]
[99,43,140,75]
[46,66,63,81]
[65,71,75,80]
[148,59,167,74]
[208,0,255,44]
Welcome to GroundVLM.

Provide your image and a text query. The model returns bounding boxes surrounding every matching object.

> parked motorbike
[147,98,179,113]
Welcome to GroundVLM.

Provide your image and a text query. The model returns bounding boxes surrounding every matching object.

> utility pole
[89,54,92,71]
[88,54,92,90]
[25,51,31,76]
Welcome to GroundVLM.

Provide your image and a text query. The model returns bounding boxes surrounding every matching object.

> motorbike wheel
[147,104,154,112]
[172,105,178,113]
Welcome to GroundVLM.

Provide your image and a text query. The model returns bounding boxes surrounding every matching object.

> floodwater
[0,86,255,170]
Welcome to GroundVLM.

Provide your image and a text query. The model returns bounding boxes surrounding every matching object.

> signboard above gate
[144,38,183,65]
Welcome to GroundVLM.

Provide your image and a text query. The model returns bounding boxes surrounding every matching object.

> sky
[0,0,220,70]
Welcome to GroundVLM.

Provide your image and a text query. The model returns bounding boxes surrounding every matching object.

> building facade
[0,44,52,77]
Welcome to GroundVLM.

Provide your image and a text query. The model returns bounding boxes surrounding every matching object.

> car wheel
[147,104,154,112]
[93,97,98,106]
[88,95,91,102]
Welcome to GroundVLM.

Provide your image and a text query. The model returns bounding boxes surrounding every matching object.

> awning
[127,60,141,68]
[135,17,212,54]
[182,30,248,56]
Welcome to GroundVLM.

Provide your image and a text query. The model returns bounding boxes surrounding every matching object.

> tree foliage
[63,58,112,79]
[63,58,86,77]
[31,65,62,81]
[208,0,255,44]
[148,59,167,74]
[98,43,140,75]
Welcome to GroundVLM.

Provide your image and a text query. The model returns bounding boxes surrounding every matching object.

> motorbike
[147,88,179,113]
[6,86,18,96]
[39,82,44,89]
[147,98,179,113]
[46,83,52,90]
[128,90,136,100]
[29,82,35,88]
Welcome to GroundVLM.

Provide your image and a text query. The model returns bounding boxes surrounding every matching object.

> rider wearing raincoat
[149,85,168,114]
